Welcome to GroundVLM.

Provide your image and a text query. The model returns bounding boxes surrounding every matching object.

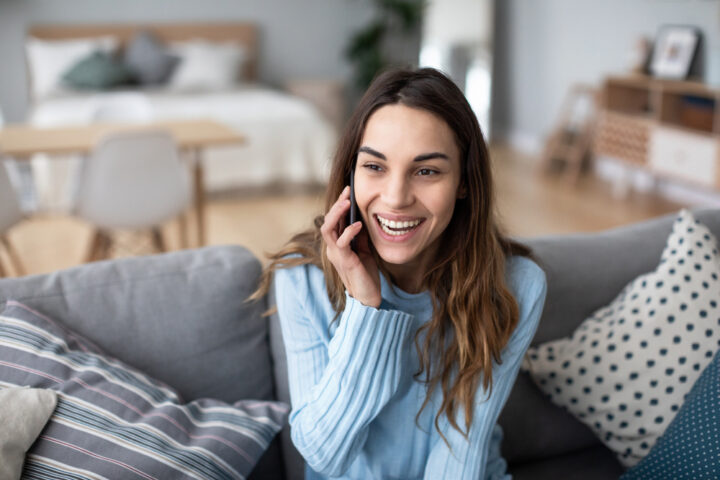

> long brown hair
[253,67,531,446]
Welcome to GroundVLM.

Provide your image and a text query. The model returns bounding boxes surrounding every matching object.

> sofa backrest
[0,245,285,479]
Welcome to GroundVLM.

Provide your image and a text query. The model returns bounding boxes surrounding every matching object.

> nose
[380,172,414,209]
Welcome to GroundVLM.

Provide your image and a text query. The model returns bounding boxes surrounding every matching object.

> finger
[323,198,351,236]
[321,187,352,244]
[336,221,362,250]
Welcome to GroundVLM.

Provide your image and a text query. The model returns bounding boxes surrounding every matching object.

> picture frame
[648,25,701,80]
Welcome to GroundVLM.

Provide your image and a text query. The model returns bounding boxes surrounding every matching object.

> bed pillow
[523,209,720,467]
[61,50,136,90]
[0,300,289,479]
[0,387,57,480]
[123,30,179,85]
[26,36,118,100]
[620,349,720,479]
[169,39,247,91]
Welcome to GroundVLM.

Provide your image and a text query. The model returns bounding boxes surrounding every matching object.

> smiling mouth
[374,215,424,236]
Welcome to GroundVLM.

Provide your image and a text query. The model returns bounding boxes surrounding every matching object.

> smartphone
[349,170,359,251]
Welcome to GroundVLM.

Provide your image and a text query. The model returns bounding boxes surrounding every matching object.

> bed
[24,23,336,209]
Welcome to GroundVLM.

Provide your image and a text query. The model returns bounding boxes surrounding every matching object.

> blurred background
[0,0,719,276]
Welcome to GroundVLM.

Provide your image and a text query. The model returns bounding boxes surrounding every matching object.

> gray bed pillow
[124,30,179,85]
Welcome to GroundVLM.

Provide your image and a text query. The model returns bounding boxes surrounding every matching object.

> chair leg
[151,228,167,253]
[0,236,26,276]
[85,230,113,262]
[97,231,113,261]
[178,213,188,249]
[85,230,102,263]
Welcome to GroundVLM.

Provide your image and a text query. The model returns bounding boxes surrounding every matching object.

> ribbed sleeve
[274,267,415,477]
[423,264,547,480]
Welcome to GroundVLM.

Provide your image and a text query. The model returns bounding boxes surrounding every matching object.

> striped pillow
[0,300,289,479]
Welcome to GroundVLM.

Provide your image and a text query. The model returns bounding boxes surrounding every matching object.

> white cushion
[523,209,720,467]
[0,387,57,480]
[168,39,247,91]
[26,36,118,100]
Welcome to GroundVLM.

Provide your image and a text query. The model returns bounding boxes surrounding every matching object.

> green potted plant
[345,0,425,90]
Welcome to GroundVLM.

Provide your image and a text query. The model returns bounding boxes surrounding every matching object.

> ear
[457,182,468,199]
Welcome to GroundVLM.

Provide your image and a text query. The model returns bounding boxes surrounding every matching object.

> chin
[373,245,420,266]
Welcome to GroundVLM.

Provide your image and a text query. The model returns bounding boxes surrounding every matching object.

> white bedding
[28,85,336,206]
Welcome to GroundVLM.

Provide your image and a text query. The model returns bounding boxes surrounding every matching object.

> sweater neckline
[380,272,432,307]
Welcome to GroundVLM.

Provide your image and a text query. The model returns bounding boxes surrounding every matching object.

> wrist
[347,291,382,309]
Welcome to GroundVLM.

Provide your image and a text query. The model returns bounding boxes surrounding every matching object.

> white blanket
[28,85,336,210]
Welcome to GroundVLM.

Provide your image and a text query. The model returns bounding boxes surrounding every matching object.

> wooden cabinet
[593,75,720,190]
[650,127,719,187]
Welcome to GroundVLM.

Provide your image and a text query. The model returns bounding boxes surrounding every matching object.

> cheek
[353,178,374,220]
[428,185,459,223]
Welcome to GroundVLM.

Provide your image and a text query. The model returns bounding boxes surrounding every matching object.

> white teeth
[376,215,422,236]
[376,216,421,228]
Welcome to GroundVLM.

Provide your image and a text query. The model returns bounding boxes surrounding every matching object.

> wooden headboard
[28,22,259,80]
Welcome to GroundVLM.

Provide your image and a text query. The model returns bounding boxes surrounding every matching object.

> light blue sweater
[273,255,547,480]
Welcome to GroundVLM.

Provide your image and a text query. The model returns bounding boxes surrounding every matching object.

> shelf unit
[593,75,720,190]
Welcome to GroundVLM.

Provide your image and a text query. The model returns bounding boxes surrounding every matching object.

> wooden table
[0,119,245,246]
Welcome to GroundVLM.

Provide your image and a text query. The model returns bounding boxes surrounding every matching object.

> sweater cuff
[327,292,415,359]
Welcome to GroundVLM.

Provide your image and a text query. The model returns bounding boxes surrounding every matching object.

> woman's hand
[321,186,382,308]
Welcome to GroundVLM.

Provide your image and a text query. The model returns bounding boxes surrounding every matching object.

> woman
[254,68,547,479]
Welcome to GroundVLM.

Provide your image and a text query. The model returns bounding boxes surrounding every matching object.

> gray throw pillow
[62,50,136,89]
[124,30,179,84]
[0,387,57,480]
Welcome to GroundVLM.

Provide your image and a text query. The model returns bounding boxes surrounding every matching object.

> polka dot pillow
[523,209,720,467]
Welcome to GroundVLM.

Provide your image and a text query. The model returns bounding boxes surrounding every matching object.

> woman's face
[354,103,463,273]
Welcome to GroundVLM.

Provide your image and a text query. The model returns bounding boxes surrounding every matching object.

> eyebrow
[358,146,449,162]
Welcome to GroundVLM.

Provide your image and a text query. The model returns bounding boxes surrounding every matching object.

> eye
[417,168,439,176]
[362,163,383,172]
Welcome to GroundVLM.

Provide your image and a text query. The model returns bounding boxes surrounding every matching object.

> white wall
[493,0,720,152]
[0,0,376,122]
[423,0,493,45]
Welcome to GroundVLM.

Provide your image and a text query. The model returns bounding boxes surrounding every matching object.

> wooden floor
[1,145,685,277]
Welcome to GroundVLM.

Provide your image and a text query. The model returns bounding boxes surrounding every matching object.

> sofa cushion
[510,444,626,480]
[499,208,720,464]
[0,300,288,478]
[620,349,720,479]
[523,209,720,467]
[0,246,272,404]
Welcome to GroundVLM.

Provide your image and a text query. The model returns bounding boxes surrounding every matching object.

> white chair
[75,129,191,261]
[0,158,27,277]
[0,106,37,213]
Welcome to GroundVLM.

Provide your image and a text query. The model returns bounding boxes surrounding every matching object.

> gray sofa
[1,207,718,479]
